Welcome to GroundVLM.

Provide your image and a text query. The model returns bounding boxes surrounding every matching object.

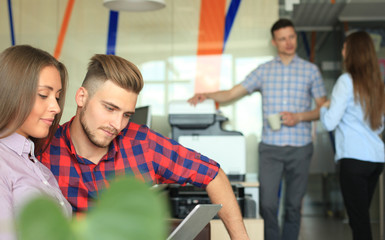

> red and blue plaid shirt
[38,118,220,213]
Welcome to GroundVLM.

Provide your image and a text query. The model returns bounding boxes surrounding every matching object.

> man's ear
[75,87,88,107]
[271,38,277,48]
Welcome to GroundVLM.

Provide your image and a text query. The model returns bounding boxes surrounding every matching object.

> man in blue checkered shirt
[189,19,326,240]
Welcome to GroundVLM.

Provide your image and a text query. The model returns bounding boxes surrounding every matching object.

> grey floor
[295,174,381,240]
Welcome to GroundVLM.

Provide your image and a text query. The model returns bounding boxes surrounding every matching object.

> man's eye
[105,106,114,111]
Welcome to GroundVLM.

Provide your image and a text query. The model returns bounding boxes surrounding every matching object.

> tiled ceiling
[339,2,385,22]
[281,0,385,32]
[292,3,346,31]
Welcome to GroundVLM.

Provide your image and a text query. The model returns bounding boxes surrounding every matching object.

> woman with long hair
[0,45,72,239]
[320,31,385,240]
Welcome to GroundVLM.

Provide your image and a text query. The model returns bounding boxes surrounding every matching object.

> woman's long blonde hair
[344,31,385,130]
[0,45,68,154]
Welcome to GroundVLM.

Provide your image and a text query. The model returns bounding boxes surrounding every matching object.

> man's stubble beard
[79,104,111,149]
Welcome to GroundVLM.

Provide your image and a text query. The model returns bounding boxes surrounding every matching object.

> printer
[168,99,246,181]
[166,183,246,219]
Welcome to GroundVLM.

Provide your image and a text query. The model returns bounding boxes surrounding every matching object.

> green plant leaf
[17,197,73,240]
[75,177,169,240]
[16,177,169,240]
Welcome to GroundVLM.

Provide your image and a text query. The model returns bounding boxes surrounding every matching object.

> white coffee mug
[267,113,282,131]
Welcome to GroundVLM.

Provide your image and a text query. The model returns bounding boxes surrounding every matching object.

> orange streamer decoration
[194,0,226,93]
[54,0,75,59]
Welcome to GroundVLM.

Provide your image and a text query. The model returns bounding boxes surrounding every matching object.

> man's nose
[110,114,124,130]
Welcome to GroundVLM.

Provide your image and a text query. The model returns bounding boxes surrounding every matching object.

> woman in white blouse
[0,45,72,239]
[320,31,385,240]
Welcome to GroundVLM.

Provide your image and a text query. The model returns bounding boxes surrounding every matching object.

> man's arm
[188,84,248,106]
[281,96,327,126]
[206,169,249,240]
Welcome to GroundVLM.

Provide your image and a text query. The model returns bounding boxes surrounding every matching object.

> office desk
[210,218,264,240]
[170,218,264,240]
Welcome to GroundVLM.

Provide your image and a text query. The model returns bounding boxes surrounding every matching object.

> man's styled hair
[82,54,144,97]
[0,45,68,154]
[344,31,385,130]
[271,18,295,38]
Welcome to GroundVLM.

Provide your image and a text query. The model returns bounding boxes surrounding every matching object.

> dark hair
[81,54,144,97]
[344,31,385,130]
[271,19,295,38]
[0,45,68,154]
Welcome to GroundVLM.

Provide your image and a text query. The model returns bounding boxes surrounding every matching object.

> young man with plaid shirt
[38,54,249,240]
[189,19,327,240]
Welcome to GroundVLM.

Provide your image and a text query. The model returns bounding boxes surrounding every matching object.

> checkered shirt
[241,55,326,146]
[38,118,220,213]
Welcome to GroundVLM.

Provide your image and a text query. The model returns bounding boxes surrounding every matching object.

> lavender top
[0,133,72,240]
